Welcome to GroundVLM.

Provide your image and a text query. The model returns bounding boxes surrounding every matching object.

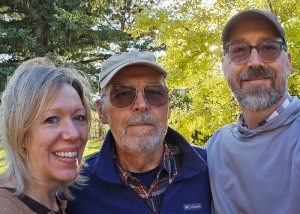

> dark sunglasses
[102,84,169,108]
[223,41,286,64]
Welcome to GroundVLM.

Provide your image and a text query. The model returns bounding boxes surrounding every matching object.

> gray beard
[227,67,287,111]
[110,113,167,155]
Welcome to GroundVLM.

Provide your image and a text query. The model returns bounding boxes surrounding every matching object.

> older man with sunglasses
[61,50,212,214]
[205,9,300,213]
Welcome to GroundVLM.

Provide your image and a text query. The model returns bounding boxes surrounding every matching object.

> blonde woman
[0,58,92,214]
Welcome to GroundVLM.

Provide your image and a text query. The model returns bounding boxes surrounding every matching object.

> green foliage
[130,0,300,144]
[83,140,103,159]
[0,147,5,174]
[0,0,165,93]
[169,88,192,110]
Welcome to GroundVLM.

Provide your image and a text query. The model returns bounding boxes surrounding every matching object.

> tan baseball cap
[222,9,287,46]
[99,50,167,90]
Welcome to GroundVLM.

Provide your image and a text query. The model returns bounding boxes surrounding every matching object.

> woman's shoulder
[0,188,36,214]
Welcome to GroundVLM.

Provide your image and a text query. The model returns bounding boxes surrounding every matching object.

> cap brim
[99,61,167,89]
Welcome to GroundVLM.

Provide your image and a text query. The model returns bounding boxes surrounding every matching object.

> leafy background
[0,0,299,159]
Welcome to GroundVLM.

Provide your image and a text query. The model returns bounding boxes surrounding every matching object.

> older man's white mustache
[122,113,159,129]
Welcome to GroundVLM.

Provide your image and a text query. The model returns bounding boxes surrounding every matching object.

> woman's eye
[75,115,85,121]
[45,117,58,124]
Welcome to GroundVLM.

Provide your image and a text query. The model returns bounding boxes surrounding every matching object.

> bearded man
[205,9,300,214]
[60,50,212,214]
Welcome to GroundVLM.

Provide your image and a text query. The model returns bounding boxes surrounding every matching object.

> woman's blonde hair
[0,57,92,199]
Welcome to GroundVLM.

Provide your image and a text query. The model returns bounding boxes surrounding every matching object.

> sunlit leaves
[131,0,300,144]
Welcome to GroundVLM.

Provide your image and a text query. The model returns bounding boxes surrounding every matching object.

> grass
[0,140,103,174]
[0,147,5,174]
[83,140,103,159]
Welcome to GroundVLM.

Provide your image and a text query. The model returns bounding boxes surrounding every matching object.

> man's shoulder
[210,123,237,137]
[205,124,237,149]
[81,152,100,173]
[85,152,99,163]
[191,145,207,162]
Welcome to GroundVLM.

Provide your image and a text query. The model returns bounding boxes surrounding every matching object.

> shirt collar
[238,93,292,129]
[112,140,173,185]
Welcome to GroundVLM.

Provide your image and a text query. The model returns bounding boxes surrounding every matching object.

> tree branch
[104,15,116,30]
[266,0,274,14]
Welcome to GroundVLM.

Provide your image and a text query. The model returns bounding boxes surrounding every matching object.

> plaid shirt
[238,93,292,129]
[112,140,183,213]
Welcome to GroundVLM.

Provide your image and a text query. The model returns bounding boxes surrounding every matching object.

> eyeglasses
[223,41,286,64]
[102,84,169,108]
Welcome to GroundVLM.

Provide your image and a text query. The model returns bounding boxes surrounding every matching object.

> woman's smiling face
[26,84,88,184]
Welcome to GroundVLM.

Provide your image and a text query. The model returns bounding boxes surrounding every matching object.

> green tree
[103,0,165,52]
[0,0,110,92]
[130,0,300,144]
[0,0,165,93]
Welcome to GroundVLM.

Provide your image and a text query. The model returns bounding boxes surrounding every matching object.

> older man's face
[222,19,292,111]
[97,65,170,155]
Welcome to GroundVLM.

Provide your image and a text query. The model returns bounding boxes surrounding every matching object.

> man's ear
[286,51,292,76]
[221,56,227,79]
[95,99,108,124]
